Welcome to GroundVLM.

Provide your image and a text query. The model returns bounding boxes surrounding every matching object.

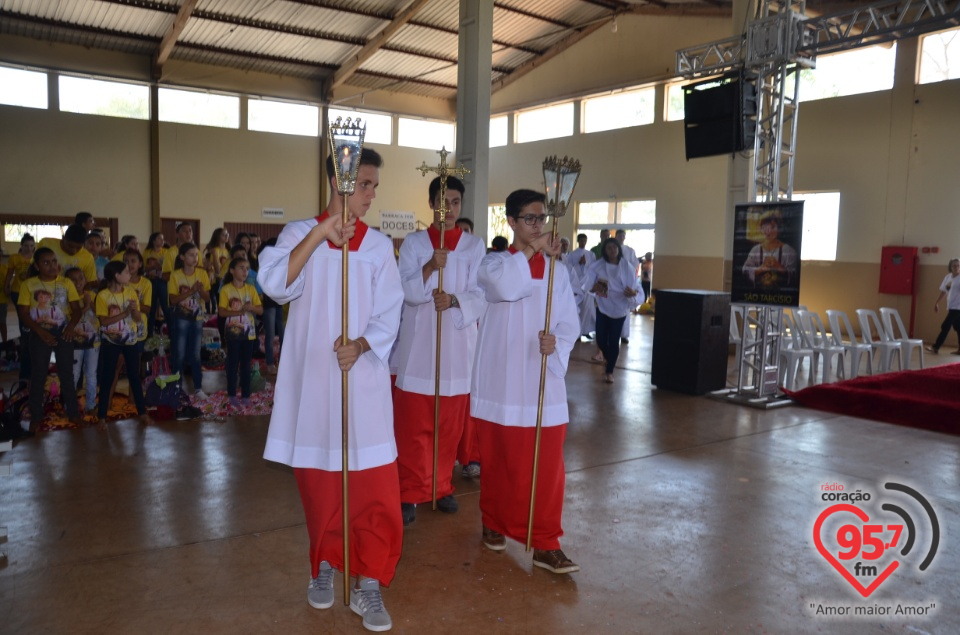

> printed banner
[732,201,804,307]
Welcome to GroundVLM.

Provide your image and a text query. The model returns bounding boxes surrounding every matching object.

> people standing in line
[111,235,140,262]
[218,257,263,408]
[640,252,653,300]
[169,242,211,402]
[590,229,610,259]
[568,233,595,279]
[585,238,643,384]
[471,188,580,575]
[926,258,960,355]
[204,228,231,313]
[5,233,36,380]
[392,176,486,526]
[257,238,284,375]
[258,148,403,632]
[95,260,149,426]
[569,233,597,340]
[18,248,83,431]
[163,222,197,352]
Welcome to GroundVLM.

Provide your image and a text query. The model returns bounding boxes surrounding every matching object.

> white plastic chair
[779,312,814,390]
[826,309,874,378]
[855,309,902,373]
[879,307,925,370]
[795,310,846,384]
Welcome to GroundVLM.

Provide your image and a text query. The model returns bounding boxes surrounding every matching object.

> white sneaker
[194,390,210,402]
[350,577,392,632]
[307,561,335,610]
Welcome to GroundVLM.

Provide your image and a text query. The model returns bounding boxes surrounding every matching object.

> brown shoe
[482,526,506,551]
[533,548,580,574]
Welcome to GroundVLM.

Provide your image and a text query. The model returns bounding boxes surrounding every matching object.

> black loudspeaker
[651,290,731,395]
[683,72,756,160]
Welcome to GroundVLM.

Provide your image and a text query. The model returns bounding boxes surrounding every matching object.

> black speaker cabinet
[651,290,731,395]
[683,72,756,160]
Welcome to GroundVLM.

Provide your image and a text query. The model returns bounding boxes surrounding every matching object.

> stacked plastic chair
[856,309,903,373]
[879,307,925,370]
[826,309,874,378]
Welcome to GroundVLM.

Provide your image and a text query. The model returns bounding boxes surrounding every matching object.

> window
[665,82,687,121]
[159,87,239,128]
[329,108,392,145]
[4,223,69,243]
[490,115,508,148]
[487,204,514,246]
[248,99,318,136]
[582,87,655,133]
[515,102,573,143]
[398,117,455,151]
[793,191,839,261]
[59,76,149,119]
[576,200,656,256]
[798,44,896,102]
[919,27,960,84]
[0,65,47,109]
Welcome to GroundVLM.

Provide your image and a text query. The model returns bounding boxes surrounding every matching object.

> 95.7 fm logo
[813,481,940,598]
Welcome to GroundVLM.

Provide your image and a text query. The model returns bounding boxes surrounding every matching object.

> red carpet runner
[786,363,960,436]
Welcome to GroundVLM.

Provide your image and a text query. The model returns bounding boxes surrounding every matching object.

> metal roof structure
[0,0,738,101]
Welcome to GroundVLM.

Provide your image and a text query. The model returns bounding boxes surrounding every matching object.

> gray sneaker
[307,561,335,609]
[350,577,392,632]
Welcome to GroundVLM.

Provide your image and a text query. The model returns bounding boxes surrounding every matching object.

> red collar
[508,246,545,279]
[316,211,368,251]
[427,224,462,251]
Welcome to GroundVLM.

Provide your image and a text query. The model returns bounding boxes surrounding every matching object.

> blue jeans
[73,346,100,412]
[98,342,146,418]
[595,309,627,375]
[262,304,285,366]
[28,333,78,425]
[172,318,203,393]
[149,278,168,336]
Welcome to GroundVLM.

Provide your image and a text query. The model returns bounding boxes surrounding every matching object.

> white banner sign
[262,207,284,219]
[379,210,417,238]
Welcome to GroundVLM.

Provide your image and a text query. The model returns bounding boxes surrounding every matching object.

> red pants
[294,463,402,586]
[393,388,468,504]
[457,415,480,466]
[476,419,567,550]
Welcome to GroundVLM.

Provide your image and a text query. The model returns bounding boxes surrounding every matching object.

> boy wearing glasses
[392,175,486,525]
[471,188,581,574]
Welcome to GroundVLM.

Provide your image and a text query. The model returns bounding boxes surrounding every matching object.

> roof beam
[329,0,432,93]
[153,0,198,77]
[492,20,608,93]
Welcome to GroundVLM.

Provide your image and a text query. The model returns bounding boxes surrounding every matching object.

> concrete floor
[1,314,958,634]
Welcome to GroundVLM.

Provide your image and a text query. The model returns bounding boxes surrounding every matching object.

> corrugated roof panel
[388,23,457,58]
[413,0,460,31]
[199,0,384,40]
[182,19,356,65]
[173,45,332,81]
[361,49,454,82]
[504,0,610,26]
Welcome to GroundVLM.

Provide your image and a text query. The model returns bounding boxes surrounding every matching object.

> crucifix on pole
[416,146,469,510]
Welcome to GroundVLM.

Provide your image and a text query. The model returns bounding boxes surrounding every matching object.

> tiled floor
[1,314,958,634]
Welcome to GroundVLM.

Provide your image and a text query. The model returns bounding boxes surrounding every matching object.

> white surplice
[258,218,403,471]
[471,251,579,428]
[394,229,486,396]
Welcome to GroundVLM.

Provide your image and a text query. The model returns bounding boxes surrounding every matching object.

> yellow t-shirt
[8,252,33,294]
[168,268,211,321]
[129,277,152,341]
[143,247,169,280]
[96,286,140,346]
[205,245,230,279]
[219,282,262,341]
[38,237,97,286]
[17,275,80,336]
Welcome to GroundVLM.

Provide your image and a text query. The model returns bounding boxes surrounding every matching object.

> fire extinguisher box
[879,246,918,295]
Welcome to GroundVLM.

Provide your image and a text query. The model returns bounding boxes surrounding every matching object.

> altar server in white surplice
[472,188,581,576]
[392,175,486,526]
[259,148,402,631]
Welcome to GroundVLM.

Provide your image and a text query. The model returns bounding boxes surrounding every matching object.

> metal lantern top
[542,155,582,218]
[329,116,367,195]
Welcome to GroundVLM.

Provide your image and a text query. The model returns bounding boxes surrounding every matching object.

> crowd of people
[0,212,284,432]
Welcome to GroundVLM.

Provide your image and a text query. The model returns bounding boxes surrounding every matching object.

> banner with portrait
[732,201,804,307]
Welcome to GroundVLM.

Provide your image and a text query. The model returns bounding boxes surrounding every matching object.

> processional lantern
[542,155,582,220]
[329,116,366,194]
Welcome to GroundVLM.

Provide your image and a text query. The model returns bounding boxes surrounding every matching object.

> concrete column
[456,0,493,243]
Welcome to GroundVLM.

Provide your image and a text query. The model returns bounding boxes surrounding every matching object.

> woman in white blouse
[584,238,643,383]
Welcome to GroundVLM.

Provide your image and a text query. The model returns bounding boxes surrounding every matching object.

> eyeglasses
[518,214,550,226]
